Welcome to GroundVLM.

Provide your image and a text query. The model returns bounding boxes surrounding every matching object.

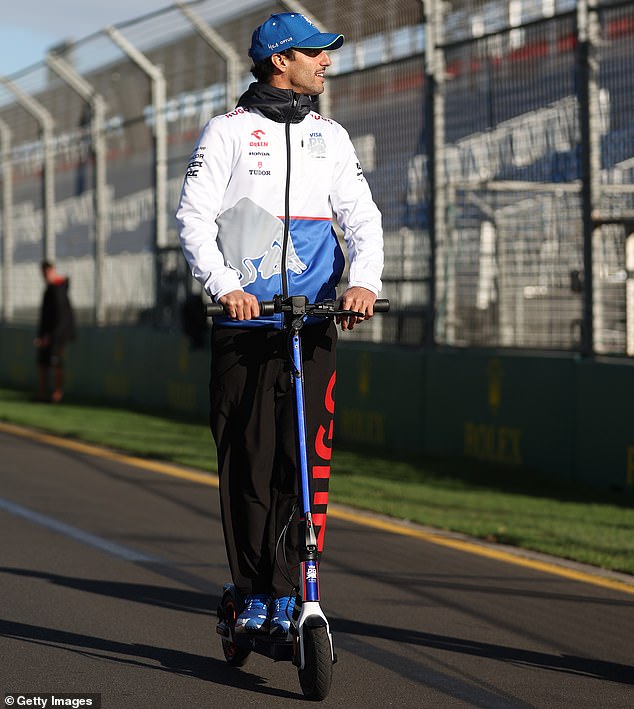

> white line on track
[0,496,159,563]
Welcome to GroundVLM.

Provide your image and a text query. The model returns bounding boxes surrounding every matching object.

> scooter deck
[217,619,295,662]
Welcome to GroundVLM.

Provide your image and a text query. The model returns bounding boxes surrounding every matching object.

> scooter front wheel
[298,624,333,700]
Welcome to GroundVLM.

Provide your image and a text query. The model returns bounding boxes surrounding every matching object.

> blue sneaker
[269,596,296,637]
[235,594,270,634]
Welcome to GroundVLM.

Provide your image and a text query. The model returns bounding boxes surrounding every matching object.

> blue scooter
[209,295,390,700]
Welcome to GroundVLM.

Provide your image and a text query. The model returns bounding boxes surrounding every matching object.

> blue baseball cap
[249,13,344,62]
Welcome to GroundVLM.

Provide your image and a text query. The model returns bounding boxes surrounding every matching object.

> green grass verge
[1,387,632,575]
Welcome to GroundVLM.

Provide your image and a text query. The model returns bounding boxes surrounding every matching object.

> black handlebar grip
[206,301,275,317]
[373,298,390,313]
[205,303,225,316]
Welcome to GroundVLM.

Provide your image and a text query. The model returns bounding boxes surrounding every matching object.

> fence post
[0,77,56,263]
[0,118,13,322]
[175,1,243,112]
[105,26,168,254]
[45,52,109,326]
[627,233,634,356]
[577,0,601,356]
[423,0,447,346]
[105,26,168,326]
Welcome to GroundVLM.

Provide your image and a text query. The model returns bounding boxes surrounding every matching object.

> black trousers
[209,320,337,597]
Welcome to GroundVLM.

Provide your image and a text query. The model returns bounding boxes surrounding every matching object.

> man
[176,13,383,636]
[35,261,75,403]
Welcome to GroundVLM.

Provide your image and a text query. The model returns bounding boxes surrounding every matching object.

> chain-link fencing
[0,0,633,356]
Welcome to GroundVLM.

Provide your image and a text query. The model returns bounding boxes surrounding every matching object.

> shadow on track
[0,566,218,615]
[0,618,299,700]
[331,617,634,686]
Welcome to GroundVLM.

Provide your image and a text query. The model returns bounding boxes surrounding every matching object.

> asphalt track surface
[1,424,633,709]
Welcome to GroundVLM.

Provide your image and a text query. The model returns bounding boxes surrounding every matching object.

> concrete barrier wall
[575,359,634,490]
[335,342,426,455]
[425,351,577,482]
[1,325,632,491]
[0,325,211,418]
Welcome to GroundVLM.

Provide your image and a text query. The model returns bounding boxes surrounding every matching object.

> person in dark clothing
[35,261,76,403]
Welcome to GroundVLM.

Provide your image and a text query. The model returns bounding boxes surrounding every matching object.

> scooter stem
[290,325,312,519]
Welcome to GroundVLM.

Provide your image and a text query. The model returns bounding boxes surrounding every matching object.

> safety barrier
[2,325,632,492]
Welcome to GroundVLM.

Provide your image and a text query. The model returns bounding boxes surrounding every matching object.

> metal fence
[425,0,634,356]
[1,0,633,356]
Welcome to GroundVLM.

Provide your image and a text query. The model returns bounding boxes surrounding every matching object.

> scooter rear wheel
[220,590,251,667]
[222,636,251,667]
[298,625,333,700]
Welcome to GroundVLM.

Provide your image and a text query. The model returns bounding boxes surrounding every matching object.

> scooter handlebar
[206,297,390,317]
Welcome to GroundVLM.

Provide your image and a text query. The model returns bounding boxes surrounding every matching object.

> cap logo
[268,36,293,51]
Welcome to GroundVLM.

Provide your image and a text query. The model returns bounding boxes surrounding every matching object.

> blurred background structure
[1,0,633,357]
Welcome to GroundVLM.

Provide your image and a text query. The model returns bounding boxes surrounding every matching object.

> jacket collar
[237,82,315,123]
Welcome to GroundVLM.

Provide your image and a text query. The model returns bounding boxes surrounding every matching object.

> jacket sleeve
[329,125,384,295]
[176,119,243,299]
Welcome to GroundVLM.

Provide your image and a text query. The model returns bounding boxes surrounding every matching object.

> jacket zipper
[280,92,299,298]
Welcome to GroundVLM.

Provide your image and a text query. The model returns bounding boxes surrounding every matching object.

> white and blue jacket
[176,83,383,327]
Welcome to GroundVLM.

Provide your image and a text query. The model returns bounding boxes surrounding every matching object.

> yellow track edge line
[329,507,634,596]
[0,421,218,488]
[2,420,633,596]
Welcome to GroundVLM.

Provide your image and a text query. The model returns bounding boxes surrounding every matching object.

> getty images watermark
[5,695,101,708]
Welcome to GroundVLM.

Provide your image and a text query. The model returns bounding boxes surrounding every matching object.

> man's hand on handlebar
[218,290,260,320]
[337,286,376,331]
[212,289,386,324]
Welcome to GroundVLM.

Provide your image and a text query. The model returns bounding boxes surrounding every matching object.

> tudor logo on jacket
[176,82,383,328]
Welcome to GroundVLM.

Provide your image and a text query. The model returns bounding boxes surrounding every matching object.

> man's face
[274,48,332,95]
